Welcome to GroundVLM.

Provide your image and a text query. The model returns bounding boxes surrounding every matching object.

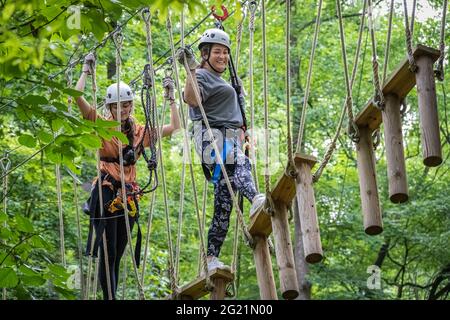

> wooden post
[294,154,323,263]
[210,278,226,300]
[415,54,442,167]
[356,126,383,235]
[271,200,299,300]
[253,235,278,300]
[382,93,408,203]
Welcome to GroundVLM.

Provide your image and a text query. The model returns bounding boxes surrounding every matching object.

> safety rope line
[113,29,146,300]
[248,0,259,193]
[55,157,65,267]
[368,0,385,110]
[382,0,395,83]
[234,4,247,74]
[435,0,447,81]
[285,0,296,177]
[313,0,367,182]
[1,152,11,300]
[198,179,208,276]
[174,7,186,287]
[140,191,156,284]
[121,248,128,299]
[143,9,177,295]
[261,0,271,198]
[295,0,323,153]
[410,0,417,37]
[403,0,418,72]
[66,66,86,299]
[336,0,359,142]
[89,52,113,300]
[92,253,99,299]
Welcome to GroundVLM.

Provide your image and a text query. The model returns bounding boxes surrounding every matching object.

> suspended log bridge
[355,44,441,234]
[249,153,322,300]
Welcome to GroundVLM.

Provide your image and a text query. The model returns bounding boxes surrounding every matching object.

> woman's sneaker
[250,193,266,218]
[201,256,230,276]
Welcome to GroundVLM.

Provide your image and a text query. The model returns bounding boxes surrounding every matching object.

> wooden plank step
[176,268,234,300]
[248,153,317,237]
[355,44,440,131]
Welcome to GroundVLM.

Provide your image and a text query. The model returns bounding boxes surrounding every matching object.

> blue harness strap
[211,138,234,184]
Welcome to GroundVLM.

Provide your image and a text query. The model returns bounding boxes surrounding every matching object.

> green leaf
[0,267,19,288]
[51,118,64,131]
[63,88,83,97]
[15,215,34,233]
[0,227,12,241]
[48,264,70,278]
[111,131,128,144]
[22,95,48,106]
[53,102,68,111]
[95,118,120,128]
[21,275,46,286]
[79,134,102,149]
[44,79,64,90]
[18,134,37,148]
[37,130,54,143]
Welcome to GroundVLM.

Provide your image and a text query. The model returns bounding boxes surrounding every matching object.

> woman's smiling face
[206,43,229,73]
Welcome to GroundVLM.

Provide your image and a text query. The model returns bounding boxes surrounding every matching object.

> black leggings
[94,186,135,300]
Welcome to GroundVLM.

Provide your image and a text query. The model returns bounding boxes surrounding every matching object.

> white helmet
[198,28,231,51]
[105,81,134,105]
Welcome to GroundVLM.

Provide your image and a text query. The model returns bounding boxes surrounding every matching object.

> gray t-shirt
[188,68,243,129]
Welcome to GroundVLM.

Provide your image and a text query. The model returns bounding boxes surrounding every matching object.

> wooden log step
[175,268,234,300]
[355,44,440,131]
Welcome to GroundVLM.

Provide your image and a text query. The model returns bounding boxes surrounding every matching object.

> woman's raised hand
[175,47,199,71]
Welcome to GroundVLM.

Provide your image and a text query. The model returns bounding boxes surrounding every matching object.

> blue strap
[211,139,234,184]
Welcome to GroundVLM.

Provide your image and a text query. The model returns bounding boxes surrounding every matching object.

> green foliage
[1,0,449,300]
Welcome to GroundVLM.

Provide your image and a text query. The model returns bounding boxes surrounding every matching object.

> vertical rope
[113,29,146,300]
[1,153,11,300]
[198,179,208,276]
[142,10,176,295]
[382,0,395,83]
[66,67,86,299]
[368,0,385,109]
[295,0,323,153]
[234,4,247,74]
[92,252,99,300]
[313,0,367,182]
[403,0,418,72]
[336,0,358,138]
[435,0,448,81]
[248,0,259,193]
[410,0,417,37]
[121,248,128,299]
[90,55,113,300]
[285,0,295,173]
[261,0,270,194]
[140,190,156,284]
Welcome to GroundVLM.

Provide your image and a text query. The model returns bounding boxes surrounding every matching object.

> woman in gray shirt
[177,28,265,273]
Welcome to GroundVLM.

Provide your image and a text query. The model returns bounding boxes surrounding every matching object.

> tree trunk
[293,197,311,300]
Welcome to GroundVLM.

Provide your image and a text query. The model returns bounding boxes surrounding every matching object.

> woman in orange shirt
[75,53,180,299]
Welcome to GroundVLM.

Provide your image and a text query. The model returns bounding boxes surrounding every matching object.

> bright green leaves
[15,215,35,233]
[0,268,19,288]
[20,95,49,106]
[18,134,37,148]
[79,134,102,149]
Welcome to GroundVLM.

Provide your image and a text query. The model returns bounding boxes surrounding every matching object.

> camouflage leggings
[194,126,257,257]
